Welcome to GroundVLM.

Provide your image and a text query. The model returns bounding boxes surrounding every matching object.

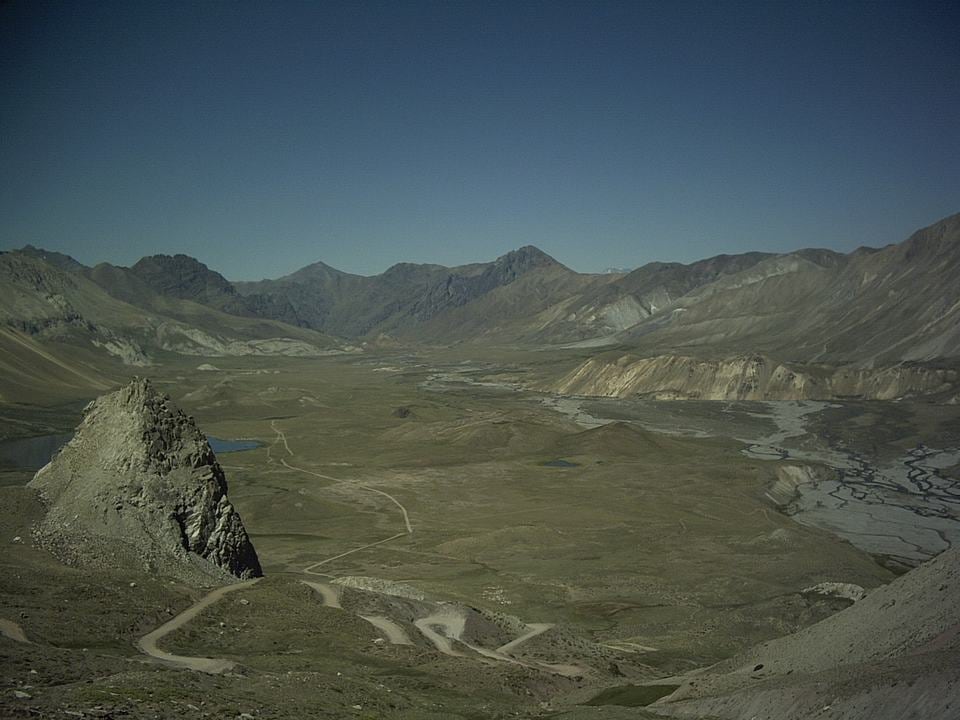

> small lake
[207,437,263,453]
[585,683,680,707]
[542,459,580,468]
[0,433,73,471]
[0,433,263,471]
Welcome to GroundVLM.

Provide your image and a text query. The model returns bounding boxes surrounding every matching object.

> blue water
[542,458,580,468]
[0,433,262,470]
[0,433,73,470]
[208,437,263,453]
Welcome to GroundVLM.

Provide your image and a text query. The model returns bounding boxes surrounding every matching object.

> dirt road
[361,615,413,645]
[302,580,341,608]
[496,623,553,654]
[137,580,260,673]
[414,609,466,657]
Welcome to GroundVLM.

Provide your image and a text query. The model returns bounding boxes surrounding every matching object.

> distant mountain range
[0,248,343,404]
[3,211,959,401]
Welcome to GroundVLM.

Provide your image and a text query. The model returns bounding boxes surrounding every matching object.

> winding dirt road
[361,615,413,645]
[302,580,412,645]
[137,419,576,676]
[496,623,553,654]
[279,419,583,675]
[413,609,583,676]
[137,579,261,673]
[414,609,467,657]
[301,580,341,608]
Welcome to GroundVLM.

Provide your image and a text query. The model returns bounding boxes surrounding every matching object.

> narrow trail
[277,457,413,534]
[303,532,408,575]
[0,618,32,644]
[600,640,659,654]
[269,419,293,457]
[137,579,261,673]
[268,421,414,573]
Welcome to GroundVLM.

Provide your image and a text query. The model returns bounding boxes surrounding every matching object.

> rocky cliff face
[29,379,262,583]
[550,353,959,401]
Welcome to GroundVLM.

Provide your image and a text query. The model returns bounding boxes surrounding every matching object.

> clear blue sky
[1,0,958,279]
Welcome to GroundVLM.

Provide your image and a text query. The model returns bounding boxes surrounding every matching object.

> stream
[545,396,960,564]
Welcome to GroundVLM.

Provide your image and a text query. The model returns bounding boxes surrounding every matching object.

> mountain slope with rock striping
[550,353,959,402]
[28,378,262,583]
[598,212,960,364]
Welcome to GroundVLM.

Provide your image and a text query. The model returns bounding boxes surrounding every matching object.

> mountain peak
[493,246,566,276]
[131,253,239,303]
[283,260,356,283]
[900,210,960,262]
[132,253,216,274]
[500,245,559,265]
[16,245,86,273]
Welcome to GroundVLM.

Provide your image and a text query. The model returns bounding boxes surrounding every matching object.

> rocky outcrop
[29,378,262,583]
[766,465,831,508]
[801,582,866,602]
[550,353,958,401]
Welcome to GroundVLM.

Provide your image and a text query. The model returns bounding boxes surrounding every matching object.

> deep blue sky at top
[0,0,958,278]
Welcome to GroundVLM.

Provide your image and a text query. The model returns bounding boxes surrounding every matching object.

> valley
[1,213,959,719]
[3,344,957,717]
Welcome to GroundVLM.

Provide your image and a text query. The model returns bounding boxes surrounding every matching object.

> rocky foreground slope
[652,548,960,719]
[28,378,262,584]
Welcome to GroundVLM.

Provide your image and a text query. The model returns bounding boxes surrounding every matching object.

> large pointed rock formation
[29,378,262,583]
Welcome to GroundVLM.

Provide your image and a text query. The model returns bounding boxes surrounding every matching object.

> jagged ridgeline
[28,378,262,583]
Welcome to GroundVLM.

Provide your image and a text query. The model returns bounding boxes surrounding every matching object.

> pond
[542,458,580,468]
[0,433,73,471]
[0,433,263,471]
[207,437,263,453]
[585,683,680,707]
